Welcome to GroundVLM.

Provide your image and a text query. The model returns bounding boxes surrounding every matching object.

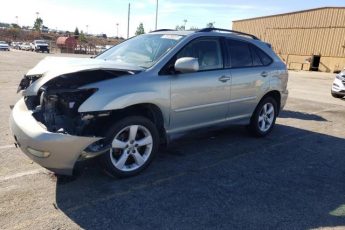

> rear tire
[99,116,159,178]
[248,97,278,137]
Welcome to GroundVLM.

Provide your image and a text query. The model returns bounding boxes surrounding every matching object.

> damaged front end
[14,69,135,168]
[23,69,131,136]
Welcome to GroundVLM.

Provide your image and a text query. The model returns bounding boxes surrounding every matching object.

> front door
[169,38,231,133]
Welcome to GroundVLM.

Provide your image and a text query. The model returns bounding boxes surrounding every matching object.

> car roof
[149,30,194,36]
[149,28,261,42]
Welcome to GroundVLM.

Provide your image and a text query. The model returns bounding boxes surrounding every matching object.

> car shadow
[279,110,327,121]
[55,124,345,229]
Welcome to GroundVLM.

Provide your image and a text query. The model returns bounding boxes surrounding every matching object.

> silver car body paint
[10,30,288,175]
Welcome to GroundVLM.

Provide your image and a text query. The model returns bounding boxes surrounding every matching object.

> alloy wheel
[110,125,153,172]
[258,102,275,132]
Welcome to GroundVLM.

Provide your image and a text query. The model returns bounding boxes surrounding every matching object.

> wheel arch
[259,90,281,115]
[105,103,167,144]
[259,90,281,114]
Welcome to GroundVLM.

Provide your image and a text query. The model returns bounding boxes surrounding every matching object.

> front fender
[78,91,170,126]
[79,91,166,111]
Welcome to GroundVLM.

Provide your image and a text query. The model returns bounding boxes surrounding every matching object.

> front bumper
[332,78,345,93]
[36,46,49,51]
[10,98,101,175]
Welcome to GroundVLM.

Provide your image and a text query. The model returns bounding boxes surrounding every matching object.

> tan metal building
[232,7,345,72]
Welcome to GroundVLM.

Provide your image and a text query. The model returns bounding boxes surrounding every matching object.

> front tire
[99,116,159,178]
[248,97,278,137]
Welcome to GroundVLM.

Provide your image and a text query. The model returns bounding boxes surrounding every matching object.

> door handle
[218,75,231,83]
[261,71,268,77]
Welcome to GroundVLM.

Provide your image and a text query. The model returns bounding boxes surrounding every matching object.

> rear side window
[227,39,273,68]
[227,39,252,68]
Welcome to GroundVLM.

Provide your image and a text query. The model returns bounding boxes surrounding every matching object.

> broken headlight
[17,75,42,93]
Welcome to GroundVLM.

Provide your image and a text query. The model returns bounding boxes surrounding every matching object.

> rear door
[226,39,272,120]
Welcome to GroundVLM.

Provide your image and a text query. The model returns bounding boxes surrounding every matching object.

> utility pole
[15,16,18,25]
[86,25,89,34]
[127,3,130,38]
[36,12,39,19]
[155,0,158,30]
[116,23,119,38]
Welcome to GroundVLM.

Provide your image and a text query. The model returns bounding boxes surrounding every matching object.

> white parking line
[0,144,15,150]
[0,169,44,182]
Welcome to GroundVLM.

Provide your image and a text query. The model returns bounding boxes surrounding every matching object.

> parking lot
[1,50,345,229]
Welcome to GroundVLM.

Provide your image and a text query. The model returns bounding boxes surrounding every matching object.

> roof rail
[150,29,175,33]
[197,28,259,40]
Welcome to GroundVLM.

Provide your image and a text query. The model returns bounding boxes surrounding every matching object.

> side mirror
[174,57,199,73]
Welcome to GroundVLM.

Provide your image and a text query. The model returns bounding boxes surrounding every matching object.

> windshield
[35,40,46,44]
[0,41,6,44]
[96,34,184,68]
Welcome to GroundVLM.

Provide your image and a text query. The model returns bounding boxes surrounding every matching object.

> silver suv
[10,28,288,177]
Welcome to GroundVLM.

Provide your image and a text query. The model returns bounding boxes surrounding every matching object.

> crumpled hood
[23,57,144,96]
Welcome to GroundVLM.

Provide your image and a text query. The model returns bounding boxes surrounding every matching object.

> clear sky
[0,0,344,37]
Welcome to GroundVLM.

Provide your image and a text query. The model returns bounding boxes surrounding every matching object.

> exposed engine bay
[21,69,133,136]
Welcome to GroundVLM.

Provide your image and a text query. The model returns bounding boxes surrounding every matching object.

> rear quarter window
[253,46,273,66]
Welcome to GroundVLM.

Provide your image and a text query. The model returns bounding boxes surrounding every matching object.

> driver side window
[176,38,223,71]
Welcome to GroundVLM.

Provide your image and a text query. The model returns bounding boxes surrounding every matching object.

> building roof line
[232,7,345,22]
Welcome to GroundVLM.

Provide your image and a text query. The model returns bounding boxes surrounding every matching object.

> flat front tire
[249,97,278,137]
[99,116,159,178]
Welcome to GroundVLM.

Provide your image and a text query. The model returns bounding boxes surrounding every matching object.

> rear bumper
[10,98,101,175]
[280,89,288,111]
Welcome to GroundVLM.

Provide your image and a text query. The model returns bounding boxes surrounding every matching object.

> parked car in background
[0,41,10,51]
[11,42,22,50]
[332,69,345,98]
[19,43,32,51]
[31,40,49,53]
[95,45,107,54]
[11,28,288,178]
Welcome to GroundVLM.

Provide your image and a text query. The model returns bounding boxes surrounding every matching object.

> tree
[74,27,80,36]
[79,30,87,43]
[135,23,145,36]
[11,23,20,29]
[8,28,20,40]
[175,25,185,31]
[176,20,188,31]
[33,17,43,31]
[206,22,215,28]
